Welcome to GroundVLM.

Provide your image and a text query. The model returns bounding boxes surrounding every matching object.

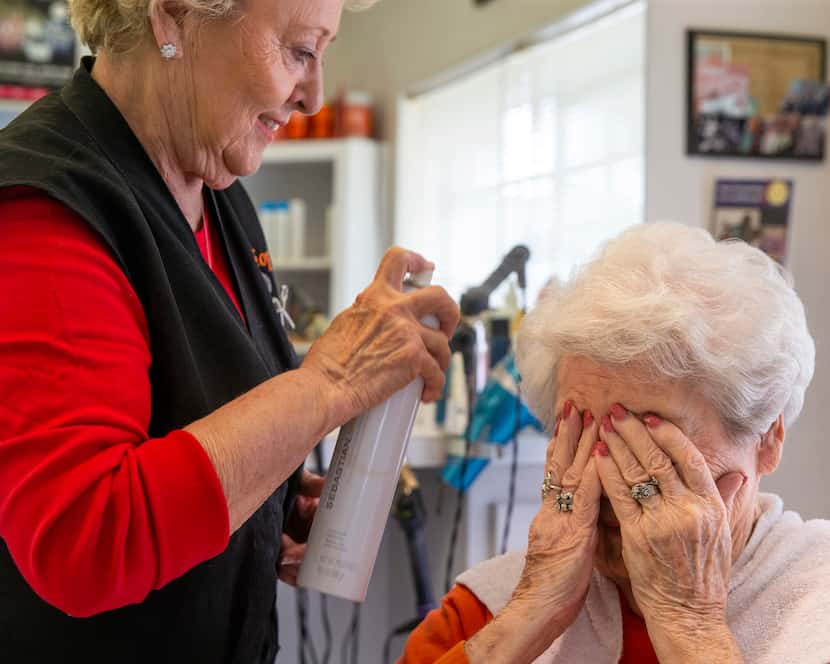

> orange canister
[337,91,373,138]
[308,104,335,139]
[283,112,309,139]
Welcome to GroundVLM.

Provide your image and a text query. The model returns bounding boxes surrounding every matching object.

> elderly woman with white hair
[0,0,459,661]
[401,222,830,664]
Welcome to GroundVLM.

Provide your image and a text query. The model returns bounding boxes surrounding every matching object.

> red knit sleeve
[398,584,493,664]
[0,188,230,617]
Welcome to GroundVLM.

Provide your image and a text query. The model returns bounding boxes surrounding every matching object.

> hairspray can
[297,270,439,601]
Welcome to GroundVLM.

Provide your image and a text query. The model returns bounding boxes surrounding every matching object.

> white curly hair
[516,222,815,441]
[70,0,379,53]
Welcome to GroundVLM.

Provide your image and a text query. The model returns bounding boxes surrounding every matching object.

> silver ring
[556,491,574,512]
[631,477,661,502]
[542,472,562,500]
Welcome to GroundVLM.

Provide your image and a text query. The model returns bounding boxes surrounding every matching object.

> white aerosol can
[297,270,439,602]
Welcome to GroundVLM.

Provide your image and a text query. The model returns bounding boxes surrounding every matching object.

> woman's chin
[206,153,263,190]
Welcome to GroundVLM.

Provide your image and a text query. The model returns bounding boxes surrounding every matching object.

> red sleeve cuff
[139,429,230,587]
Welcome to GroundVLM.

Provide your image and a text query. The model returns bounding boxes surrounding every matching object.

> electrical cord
[351,603,360,664]
[297,442,331,664]
[340,602,361,664]
[500,286,528,555]
[444,430,471,594]
[319,595,332,664]
[382,617,422,663]
[500,383,522,555]
[296,588,320,664]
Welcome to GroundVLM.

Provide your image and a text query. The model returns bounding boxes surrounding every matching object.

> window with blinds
[396,2,646,307]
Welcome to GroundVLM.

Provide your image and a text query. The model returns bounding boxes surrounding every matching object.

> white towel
[456,494,830,664]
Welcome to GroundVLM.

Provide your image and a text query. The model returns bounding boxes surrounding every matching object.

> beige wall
[325,0,591,137]
[646,0,830,518]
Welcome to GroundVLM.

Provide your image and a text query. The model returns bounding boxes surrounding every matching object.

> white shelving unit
[244,138,383,318]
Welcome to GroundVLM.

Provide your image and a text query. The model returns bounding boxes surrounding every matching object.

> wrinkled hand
[514,404,601,628]
[302,247,459,424]
[277,534,305,586]
[278,470,324,586]
[595,407,744,631]
[468,404,602,662]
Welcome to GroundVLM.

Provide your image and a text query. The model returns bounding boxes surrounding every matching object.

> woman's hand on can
[302,247,459,424]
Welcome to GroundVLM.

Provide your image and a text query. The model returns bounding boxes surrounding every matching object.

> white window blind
[396,2,646,307]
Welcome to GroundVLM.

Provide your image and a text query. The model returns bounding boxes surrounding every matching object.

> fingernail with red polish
[644,414,662,428]
[593,441,609,457]
[583,409,593,428]
[563,400,573,419]
[602,415,614,433]
[610,403,628,420]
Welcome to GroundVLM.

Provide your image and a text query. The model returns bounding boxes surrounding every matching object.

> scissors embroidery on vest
[272,284,295,330]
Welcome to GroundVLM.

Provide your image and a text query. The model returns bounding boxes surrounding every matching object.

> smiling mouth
[258,115,281,133]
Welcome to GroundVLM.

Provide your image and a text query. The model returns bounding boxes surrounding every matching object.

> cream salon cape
[456,494,830,664]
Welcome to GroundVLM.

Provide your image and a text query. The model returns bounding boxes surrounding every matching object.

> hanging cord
[319,595,332,664]
[382,617,422,663]
[444,427,472,594]
[307,441,333,664]
[500,383,522,554]
[296,588,320,664]
[340,602,361,664]
[500,285,528,555]
[351,603,360,664]
[444,322,480,593]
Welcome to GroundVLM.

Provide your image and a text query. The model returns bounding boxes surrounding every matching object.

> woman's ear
[148,0,187,57]
[757,414,785,476]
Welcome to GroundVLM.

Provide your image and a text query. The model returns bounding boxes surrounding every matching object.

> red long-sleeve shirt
[0,187,235,617]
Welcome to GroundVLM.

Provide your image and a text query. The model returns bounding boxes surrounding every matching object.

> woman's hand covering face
[487,403,603,659]
[594,406,744,628]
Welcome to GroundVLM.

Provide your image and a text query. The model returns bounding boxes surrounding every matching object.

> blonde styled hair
[516,222,815,441]
[70,0,379,54]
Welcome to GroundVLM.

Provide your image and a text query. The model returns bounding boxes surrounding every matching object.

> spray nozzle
[404,269,434,290]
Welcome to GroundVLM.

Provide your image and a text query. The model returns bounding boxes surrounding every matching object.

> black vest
[0,58,300,663]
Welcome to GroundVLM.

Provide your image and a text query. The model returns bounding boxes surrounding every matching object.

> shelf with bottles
[242,138,382,320]
[261,138,376,164]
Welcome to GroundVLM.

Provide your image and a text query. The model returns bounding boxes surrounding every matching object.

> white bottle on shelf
[273,200,291,262]
[259,202,276,254]
[289,198,306,260]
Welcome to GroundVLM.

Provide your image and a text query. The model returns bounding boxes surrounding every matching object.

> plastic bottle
[337,91,374,138]
[258,202,275,252]
[297,270,439,602]
[273,200,291,261]
[289,198,306,260]
[443,352,469,437]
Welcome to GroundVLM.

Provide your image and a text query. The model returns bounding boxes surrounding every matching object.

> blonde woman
[0,0,458,661]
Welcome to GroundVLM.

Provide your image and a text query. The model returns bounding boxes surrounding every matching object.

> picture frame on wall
[687,29,828,161]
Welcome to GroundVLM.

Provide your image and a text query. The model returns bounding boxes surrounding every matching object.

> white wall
[646,0,830,519]
[326,0,592,138]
